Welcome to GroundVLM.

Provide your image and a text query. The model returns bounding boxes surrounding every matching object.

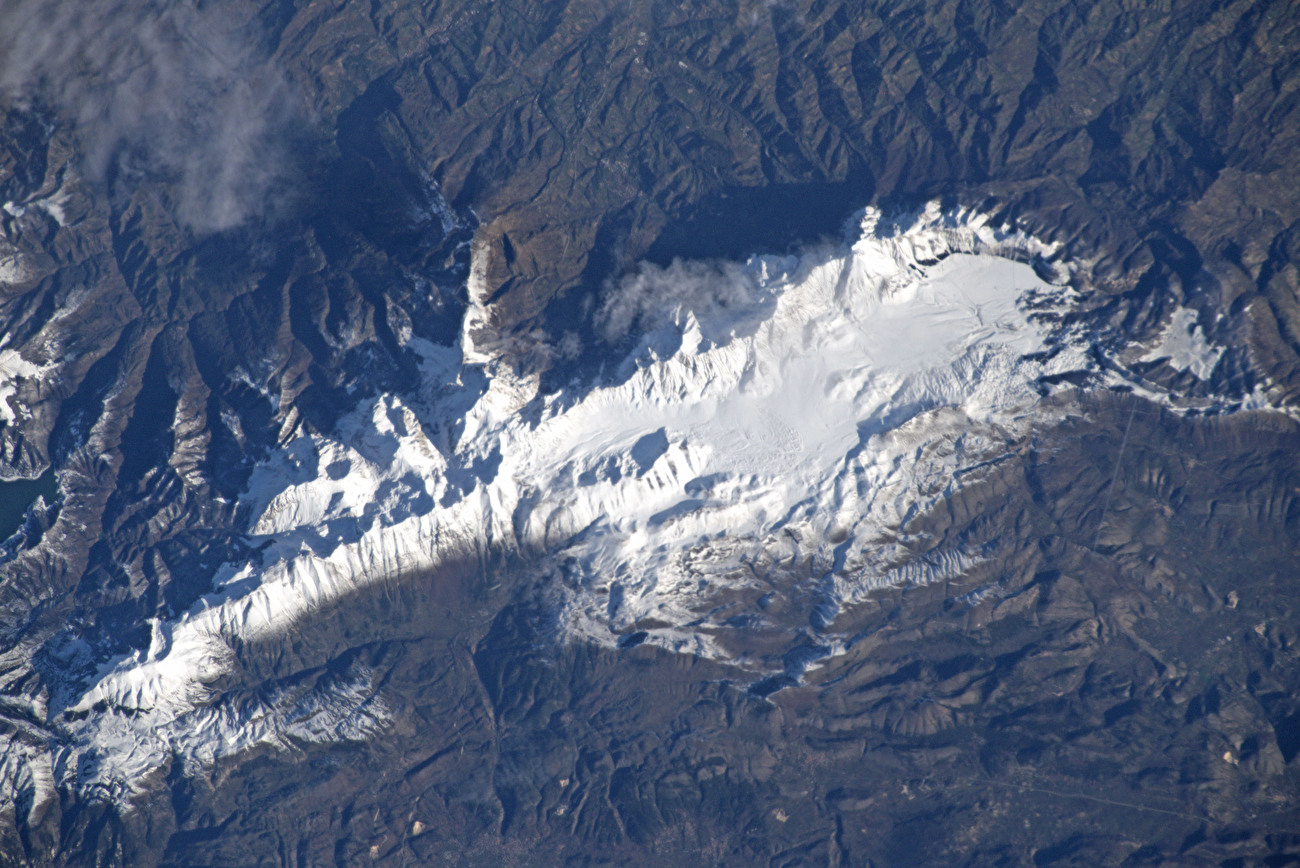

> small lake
[0,466,57,540]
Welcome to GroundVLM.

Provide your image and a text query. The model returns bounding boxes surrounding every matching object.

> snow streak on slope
[57,205,1102,796]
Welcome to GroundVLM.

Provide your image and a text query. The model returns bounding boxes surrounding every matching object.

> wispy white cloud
[596,256,774,342]
[0,0,297,231]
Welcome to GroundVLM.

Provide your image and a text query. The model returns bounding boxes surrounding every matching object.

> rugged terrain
[1,0,1299,864]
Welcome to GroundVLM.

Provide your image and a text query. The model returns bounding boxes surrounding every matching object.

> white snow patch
[65,666,390,801]
[0,248,28,286]
[0,347,50,427]
[1141,307,1224,380]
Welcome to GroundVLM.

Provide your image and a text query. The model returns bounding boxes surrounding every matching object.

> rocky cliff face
[1,0,1299,865]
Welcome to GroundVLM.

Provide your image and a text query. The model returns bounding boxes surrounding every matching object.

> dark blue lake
[0,466,57,540]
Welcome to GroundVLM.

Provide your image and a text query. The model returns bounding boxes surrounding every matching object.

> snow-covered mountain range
[6,204,1250,813]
